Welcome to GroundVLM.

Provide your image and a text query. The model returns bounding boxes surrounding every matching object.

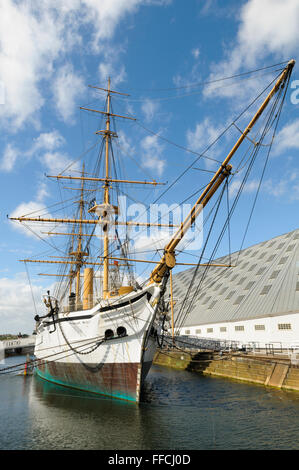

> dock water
[154,349,299,392]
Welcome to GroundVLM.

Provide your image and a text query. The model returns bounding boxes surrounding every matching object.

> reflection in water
[1,357,299,450]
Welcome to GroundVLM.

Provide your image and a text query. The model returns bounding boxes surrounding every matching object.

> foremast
[10,79,164,305]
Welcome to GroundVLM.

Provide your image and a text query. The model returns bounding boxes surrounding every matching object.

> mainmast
[103,78,111,298]
[9,62,295,305]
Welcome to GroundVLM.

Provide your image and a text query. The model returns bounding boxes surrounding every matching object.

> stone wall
[154,349,299,392]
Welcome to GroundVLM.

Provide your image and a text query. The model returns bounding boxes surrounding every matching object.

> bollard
[24,353,30,376]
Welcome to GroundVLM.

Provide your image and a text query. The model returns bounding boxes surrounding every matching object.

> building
[170,228,299,349]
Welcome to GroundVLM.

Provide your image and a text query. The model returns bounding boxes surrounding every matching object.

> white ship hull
[34,285,161,402]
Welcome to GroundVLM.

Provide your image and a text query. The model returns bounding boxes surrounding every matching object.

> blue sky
[0,0,299,333]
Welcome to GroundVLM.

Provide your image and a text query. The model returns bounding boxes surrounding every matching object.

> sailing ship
[10,60,295,402]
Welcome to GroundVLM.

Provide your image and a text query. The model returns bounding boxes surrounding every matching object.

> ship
[10,60,295,402]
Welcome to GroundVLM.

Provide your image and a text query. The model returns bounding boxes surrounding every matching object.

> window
[220,327,227,332]
[255,324,265,331]
[278,323,292,330]
[196,329,201,334]
[248,263,257,272]
[117,326,127,337]
[270,270,280,279]
[235,325,244,331]
[207,328,213,333]
[185,329,191,335]
[260,285,271,295]
[234,295,245,305]
[225,291,235,300]
[237,277,246,286]
[256,267,266,275]
[245,281,255,290]
[105,329,114,339]
[208,301,217,309]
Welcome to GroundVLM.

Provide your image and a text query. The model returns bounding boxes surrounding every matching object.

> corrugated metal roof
[170,228,299,327]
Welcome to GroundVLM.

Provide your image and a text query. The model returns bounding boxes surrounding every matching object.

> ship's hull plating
[34,285,161,402]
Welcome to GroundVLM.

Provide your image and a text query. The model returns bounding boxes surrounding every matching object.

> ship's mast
[69,163,89,305]
[10,62,295,304]
[103,78,111,297]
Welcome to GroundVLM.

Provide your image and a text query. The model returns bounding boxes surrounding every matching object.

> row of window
[184,323,292,335]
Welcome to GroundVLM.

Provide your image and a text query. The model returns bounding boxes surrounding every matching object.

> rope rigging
[12,61,294,315]
[172,74,289,334]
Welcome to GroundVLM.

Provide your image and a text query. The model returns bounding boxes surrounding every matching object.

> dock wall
[153,350,299,392]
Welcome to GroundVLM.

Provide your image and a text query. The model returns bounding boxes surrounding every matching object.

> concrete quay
[153,348,299,393]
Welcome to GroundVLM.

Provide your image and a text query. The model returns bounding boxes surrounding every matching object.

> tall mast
[68,163,88,305]
[103,78,111,298]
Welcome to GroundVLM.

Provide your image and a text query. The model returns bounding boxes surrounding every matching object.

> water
[1,355,299,450]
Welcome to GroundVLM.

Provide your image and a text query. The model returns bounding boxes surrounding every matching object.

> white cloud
[98,61,127,87]
[0,129,67,173]
[140,134,166,176]
[141,99,160,122]
[0,0,166,129]
[118,131,136,156]
[186,118,223,168]
[229,178,260,199]
[237,0,299,65]
[9,200,52,239]
[82,0,141,48]
[229,169,299,202]
[0,273,45,334]
[191,48,200,60]
[42,151,78,174]
[30,130,66,154]
[203,0,299,103]
[133,230,172,252]
[0,144,19,172]
[53,64,85,123]
[0,1,64,128]
[271,119,299,157]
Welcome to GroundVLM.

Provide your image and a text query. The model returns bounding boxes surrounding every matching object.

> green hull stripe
[35,367,137,403]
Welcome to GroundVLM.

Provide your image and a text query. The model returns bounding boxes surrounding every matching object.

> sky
[0,0,299,334]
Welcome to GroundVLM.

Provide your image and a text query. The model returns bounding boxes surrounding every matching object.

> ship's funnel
[83,268,94,310]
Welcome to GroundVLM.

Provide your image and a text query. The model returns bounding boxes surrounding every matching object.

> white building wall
[179,312,299,349]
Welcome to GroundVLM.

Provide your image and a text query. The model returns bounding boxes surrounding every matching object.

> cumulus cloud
[0,272,45,334]
[140,134,166,176]
[0,0,163,129]
[203,0,299,102]
[53,64,85,123]
[191,48,200,60]
[271,119,299,157]
[141,99,160,122]
[186,118,224,168]
[0,129,79,174]
[9,199,53,239]
[0,144,19,172]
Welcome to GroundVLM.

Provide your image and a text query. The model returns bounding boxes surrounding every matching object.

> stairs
[265,363,289,388]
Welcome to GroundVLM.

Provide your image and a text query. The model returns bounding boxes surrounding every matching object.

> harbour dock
[154,346,299,392]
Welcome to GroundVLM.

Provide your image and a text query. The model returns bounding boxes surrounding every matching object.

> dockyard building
[171,228,299,349]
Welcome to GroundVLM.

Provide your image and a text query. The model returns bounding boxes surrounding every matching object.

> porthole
[117,326,127,337]
[105,329,114,339]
